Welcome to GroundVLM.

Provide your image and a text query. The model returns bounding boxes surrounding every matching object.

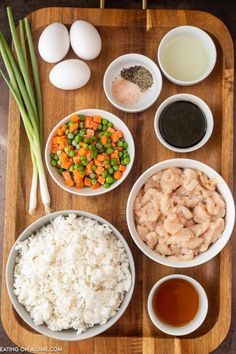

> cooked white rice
[13,214,132,334]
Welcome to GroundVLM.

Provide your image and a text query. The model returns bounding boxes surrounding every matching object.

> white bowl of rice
[6,210,135,341]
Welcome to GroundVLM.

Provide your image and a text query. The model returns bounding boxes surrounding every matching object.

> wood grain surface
[1,7,234,354]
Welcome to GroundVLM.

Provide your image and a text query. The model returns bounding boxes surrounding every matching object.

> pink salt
[112,78,142,106]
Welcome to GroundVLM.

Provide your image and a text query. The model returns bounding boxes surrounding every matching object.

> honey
[153,278,199,327]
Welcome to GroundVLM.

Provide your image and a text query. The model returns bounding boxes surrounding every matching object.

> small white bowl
[6,210,135,341]
[103,53,162,113]
[126,158,235,268]
[45,109,135,196]
[147,274,208,336]
[157,25,217,86]
[154,93,214,153]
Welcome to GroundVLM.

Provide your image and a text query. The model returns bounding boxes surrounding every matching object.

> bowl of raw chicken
[126,158,235,268]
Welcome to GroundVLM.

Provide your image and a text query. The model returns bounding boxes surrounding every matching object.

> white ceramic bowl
[45,109,135,196]
[103,53,162,113]
[154,93,214,153]
[126,158,235,268]
[147,274,208,336]
[6,210,135,341]
[157,25,217,85]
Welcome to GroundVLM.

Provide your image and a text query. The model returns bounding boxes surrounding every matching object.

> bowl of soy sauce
[154,93,213,153]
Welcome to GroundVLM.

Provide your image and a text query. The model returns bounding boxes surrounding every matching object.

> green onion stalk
[0,7,50,214]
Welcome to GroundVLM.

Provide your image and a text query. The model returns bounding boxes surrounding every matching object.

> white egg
[49,59,91,90]
[38,23,70,63]
[70,20,102,60]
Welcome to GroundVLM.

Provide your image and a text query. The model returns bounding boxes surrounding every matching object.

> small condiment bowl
[45,109,135,196]
[147,274,208,336]
[157,25,217,86]
[103,53,162,113]
[154,93,214,153]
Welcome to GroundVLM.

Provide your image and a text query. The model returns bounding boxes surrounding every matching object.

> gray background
[0,0,235,353]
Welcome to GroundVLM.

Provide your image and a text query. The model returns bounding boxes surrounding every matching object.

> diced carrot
[56,135,67,143]
[68,145,74,151]
[51,144,59,153]
[73,169,84,183]
[98,176,105,185]
[86,129,95,136]
[78,148,87,156]
[62,171,71,180]
[52,136,58,144]
[111,142,116,148]
[119,165,126,172]
[111,150,119,159]
[107,127,115,133]
[94,159,104,166]
[76,181,85,189]
[73,155,82,164]
[65,179,74,187]
[104,164,111,169]
[97,154,107,162]
[93,115,102,123]
[114,171,123,180]
[56,127,64,136]
[85,161,94,175]
[116,130,123,138]
[91,182,100,189]
[69,122,79,133]
[85,116,93,121]
[61,124,67,132]
[61,160,72,169]
[117,147,123,152]
[111,132,119,142]
[84,120,93,128]
[84,177,92,186]
[93,122,99,130]
[95,166,104,175]
[70,114,79,122]
[86,150,92,162]
[101,135,107,145]
[59,151,68,163]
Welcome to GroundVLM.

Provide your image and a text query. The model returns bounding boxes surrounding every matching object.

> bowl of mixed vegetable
[45,109,135,195]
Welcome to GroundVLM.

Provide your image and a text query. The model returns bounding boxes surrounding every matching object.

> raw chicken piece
[193,203,211,223]
[160,195,174,216]
[190,222,210,237]
[167,228,194,244]
[164,214,183,235]
[143,232,158,249]
[205,192,226,218]
[183,169,199,191]
[155,243,172,256]
[160,168,182,194]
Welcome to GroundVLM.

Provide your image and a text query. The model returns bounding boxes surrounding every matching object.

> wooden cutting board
[1,7,234,354]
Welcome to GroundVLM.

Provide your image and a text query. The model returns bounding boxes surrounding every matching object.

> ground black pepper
[120,65,153,91]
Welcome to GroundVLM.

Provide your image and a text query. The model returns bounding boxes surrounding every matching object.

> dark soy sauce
[153,278,199,327]
[158,101,207,148]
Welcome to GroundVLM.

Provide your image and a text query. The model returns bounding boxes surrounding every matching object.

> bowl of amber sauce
[147,274,208,336]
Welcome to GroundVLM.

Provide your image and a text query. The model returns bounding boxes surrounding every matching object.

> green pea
[106,148,113,155]
[68,140,72,146]
[92,136,97,141]
[123,157,130,165]
[76,144,81,150]
[74,135,81,143]
[102,125,107,131]
[108,167,114,174]
[98,132,104,138]
[123,152,129,158]
[123,142,128,148]
[89,144,96,151]
[91,151,98,159]
[96,142,102,150]
[104,183,111,189]
[81,155,87,161]
[98,124,102,131]
[84,137,90,143]
[79,115,85,121]
[106,176,114,184]
[90,173,96,179]
[65,146,70,153]
[79,129,85,136]
[50,153,54,158]
[117,141,123,147]
[79,122,84,129]
[73,129,79,135]
[54,154,59,161]
[72,140,77,146]
[65,129,69,135]
[68,133,74,139]
[91,178,97,185]
[107,122,113,128]
[78,165,84,172]
[68,121,74,126]
[82,160,88,166]
[83,143,89,149]
[57,168,64,174]
[102,118,108,125]
[111,158,117,165]
[113,165,119,171]
[50,159,57,167]
[69,165,74,172]
[102,171,108,178]
[74,163,81,169]
[118,152,123,157]
[105,143,111,149]
[69,151,75,157]
[104,131,112,137]
[57,160,62,166]
[92,165,97,171]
